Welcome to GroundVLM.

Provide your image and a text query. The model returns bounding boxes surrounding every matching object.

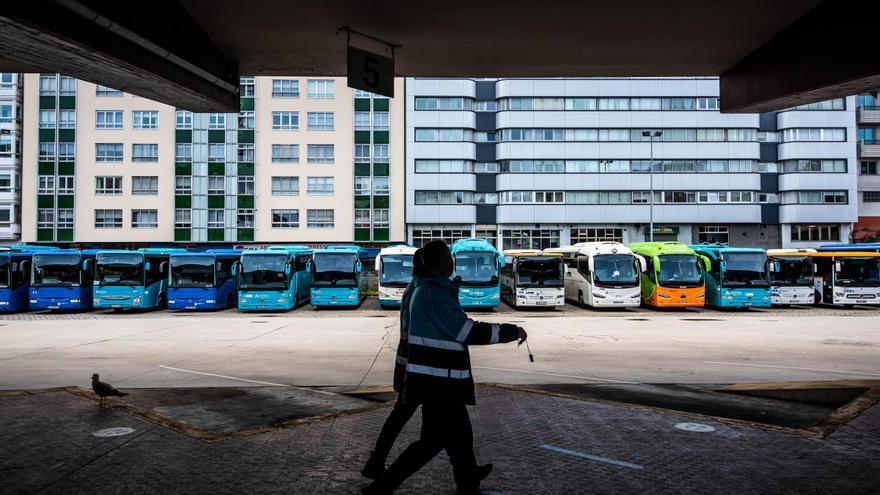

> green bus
[628,242,710,308]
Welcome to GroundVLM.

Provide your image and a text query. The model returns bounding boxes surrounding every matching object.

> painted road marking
[158,365,339,396]
[702,361,880,378]
[540,444,645,470]
[473,366,638,384]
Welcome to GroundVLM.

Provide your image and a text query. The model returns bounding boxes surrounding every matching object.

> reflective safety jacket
[392,281,416,393]
[402,269,519,405]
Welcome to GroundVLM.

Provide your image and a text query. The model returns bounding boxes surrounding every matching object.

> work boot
[360,452,386,479]
[455,463,493,495]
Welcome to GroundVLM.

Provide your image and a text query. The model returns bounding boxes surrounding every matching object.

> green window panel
[354,196,370,209]
[373,195,389,208]
[58,129,76,143]
[57,195,74,208]
[39,129,55,141]
[240,98,254,111]
[38,162,55,175]
[175,163,192,176]
[37,195,54,208]
[354,98,371,111]
[373,131,389,144]
[175,228,191,242]
[175,129,192,143]
[354,163,371,176]
[207,228,225,242]
[208,163,225,176]
[37,229,54,242]
[56,229,74,242]
[373,163,389,176]
[373,228,389,242]
[237,195,254,208]
[355,228,371,242]
[238,129,254,143]
[59,96,76,109]
[39,96,56,110]
[207,195,225,208]
[237,228,254,242]
[238,163,254,176]
[354,130,371,144]
[58,162,75,175]
[373,99,389,111]
[208,130,225,143]
[175,195,191,208]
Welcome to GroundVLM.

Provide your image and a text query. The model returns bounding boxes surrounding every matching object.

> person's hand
[516,326,527,345]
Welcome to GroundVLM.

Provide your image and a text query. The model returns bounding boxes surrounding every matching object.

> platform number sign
[347,46,394,98]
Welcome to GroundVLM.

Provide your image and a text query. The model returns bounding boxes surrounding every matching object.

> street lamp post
[642,130,662,241]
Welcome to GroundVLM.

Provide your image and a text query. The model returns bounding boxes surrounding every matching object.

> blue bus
[309,245,366,307]
[29,249,99,311]
[451,238,504,309]
[818,243,880,253]
[0,245,60,312]
[93,248,186,310]
[235,246,312,311]
[168,250,242,310]
[689,244,771,308]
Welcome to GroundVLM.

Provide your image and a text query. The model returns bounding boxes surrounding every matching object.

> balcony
[858,140,880,158]
[857,106,880,125]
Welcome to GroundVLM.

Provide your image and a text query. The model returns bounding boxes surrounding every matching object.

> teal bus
[309,245,366,307]
[689,244,771,308]
[451,238,504,309]
[167,249,242,310]
[234,246,312,311]
[93,248,186,310]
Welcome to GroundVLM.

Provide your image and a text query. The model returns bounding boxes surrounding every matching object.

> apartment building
[854,95,880,241]
[0,73,23,242]
[405,78,858,249]
[21,75,405,246]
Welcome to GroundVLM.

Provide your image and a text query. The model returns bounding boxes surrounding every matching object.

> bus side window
[577,257,591,280]
[643,257,654,281]
[11,262,26,289]
[295,254,310,272]
[708,256,721,281]
[216,260,230,282]
[145,256,160,286]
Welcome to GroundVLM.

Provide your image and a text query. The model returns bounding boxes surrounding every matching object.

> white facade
[0,73,22,241]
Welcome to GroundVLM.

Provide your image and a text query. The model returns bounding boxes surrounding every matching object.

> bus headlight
[631,293,641,298]
[70,299,80,304]
[132,296,142,305]
[592,292,606,299]
[491,293,499,299]
[29,299,37,304]
[657,293,671,299]
[94,298,100,305]
[277,297,288,303]
[205,299,215,304]
[696,293,705,299]
[239,298,246,304]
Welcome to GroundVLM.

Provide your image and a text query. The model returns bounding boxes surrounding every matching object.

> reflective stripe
[406,363,471,379]
[395,354,408,366]
[457,319,474,342]
[409,335,465,351]
[490,324,500,344]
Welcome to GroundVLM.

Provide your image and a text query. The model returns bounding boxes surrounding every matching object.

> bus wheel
[578,291,585,308]
[158,294,167,309]
[226,293,235,309]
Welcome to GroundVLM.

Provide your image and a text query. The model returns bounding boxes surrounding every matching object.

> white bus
[500,250,565,308]
[766,249,816,305]
[544,242,644,308]
[375,245,418,308]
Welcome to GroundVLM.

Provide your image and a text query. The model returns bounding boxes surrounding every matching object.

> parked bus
[168,250,242,310]
[93,248,185,310]
[818,243,880,253]
[29,249,99,311]
[235,246,312,311]
[500,250,565,308]
[766,249,816,305]
[309,245,366,307]
[375,245,417,308]
[689,244,771,308]
[451,238,504,309]
[628,242,709,308]
[810,251,880,306]
[544,242,643,308]
[0,245,58,312]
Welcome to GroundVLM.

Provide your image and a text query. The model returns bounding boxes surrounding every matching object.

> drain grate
[626,318,650,321]
[681,318,721,322]
[250,320,268,324]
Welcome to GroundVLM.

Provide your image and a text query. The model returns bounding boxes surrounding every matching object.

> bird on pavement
[91,373,128,406]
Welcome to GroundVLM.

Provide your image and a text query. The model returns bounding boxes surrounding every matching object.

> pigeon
[91,373,128,406]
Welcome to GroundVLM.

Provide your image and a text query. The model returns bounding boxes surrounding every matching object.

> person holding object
[362,240,527,495]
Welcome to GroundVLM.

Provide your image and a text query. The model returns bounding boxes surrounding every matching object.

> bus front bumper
[238,292,293,311]
[459,289,500,308]
[716,290,771,308]
[378,287,406,307]
[311,288,361,307]
[514,288,564,307]
[168,298,225,311]
[651,288,705,307]
[771,287,815,305]
[29,297,90,311]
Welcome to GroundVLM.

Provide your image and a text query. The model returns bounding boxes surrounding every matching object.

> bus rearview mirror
[305,261,312,273]
[835,261,842,272]
[231,262,239,276]
[356,261,362,273]
[145,261,151,271]
[284,264,291,276]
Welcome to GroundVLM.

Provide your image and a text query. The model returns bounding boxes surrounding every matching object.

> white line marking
[473,366,638,384]
[702,361,880,378]
[540,444,645,470]
[158,365,339,395]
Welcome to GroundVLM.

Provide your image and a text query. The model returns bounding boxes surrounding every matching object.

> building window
[39,110,56,129]
[571,228,624,243]
[0,73,17,89]
[864,192,880,203]
[355,209,371,228]
[697,97,720,110]
[174,209,192,228]
[795,99,845,111]
[373,177,390,195]
[307,176,334,195]
[475,193,498,204]
[96,85,122,96]
[207,209,224,228]
[411,228,471,247]
[57,209,74,229]
[175,176,192,195]
[57,176,75,194]
[131,209,158,228]
[271,176,299,195]
[38,176,55,194]
[373,144,389,162]
[373,209,390,227]
[271,144,299,163]
[59,76,76,95]
[783,159,847,173]
[95,176,123,195]
[59,110,76,129]
[95,143,123,162]
[237,209,254,228]
[0,174,12,192]
[355,112,371,130]
[0,104,13,124]
[307,144,334,163]
[307,79,334,99]
[94,209,123,229]
[307,209,334,228]
[239,77,255,98]
[208,143,225,162]
[414,97,468,110]
[132,176,158,195]
[271,79,299,98]
[175,143,192,162]
[96,110,123,129]
[39,75,57,95]
[797,191,847,204]
[502,229,560,250]
[271,209,299,228]
[415,160,473,173]
[208,113,226,129]
[355,177,371,195]
[38,142,55,160]
[58,142,75,160]
[415,191,471,204]
[238,111,254,130]
[238,143,255,162]
[791,224,840,242]
[175,110,193,129]
[698,226,729,244]
[207,176,225,195]
[781,128,846,142]
[132,143,158,162]
[354,144,370,163]
[237,176,254,195]
[861,161,878,175]
[415,128,469,142]
[132,111,158,129]
[271,111,299,130]
[307,112,334,131]
[373,112,389,130]
[37,209,54,228]
[0,137,13,157]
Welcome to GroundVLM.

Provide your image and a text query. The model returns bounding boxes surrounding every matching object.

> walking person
[362,240,527,495]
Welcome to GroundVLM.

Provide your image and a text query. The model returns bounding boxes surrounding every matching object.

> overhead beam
[0,0,238,112]
[720,0,880,113]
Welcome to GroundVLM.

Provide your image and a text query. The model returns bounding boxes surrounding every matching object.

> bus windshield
[770,257,813,286]
[455,251,498,286]
[836,258,880,287]
[380,255,414,288]
[0,258,9,288]
[312,253,358,287]
[593,255,639,287]
[239,254,289,290]
[658,254,703,287]
[721,252,769,288]
[32,254,81,287]
[96,253,144,286]
[170,256,215,288]
[516,257,564,287]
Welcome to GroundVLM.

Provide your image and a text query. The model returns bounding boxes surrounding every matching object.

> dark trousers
[382,401,478,490]
[372,395,419,461]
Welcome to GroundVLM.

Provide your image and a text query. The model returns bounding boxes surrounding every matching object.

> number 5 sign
[347,46,394,98]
